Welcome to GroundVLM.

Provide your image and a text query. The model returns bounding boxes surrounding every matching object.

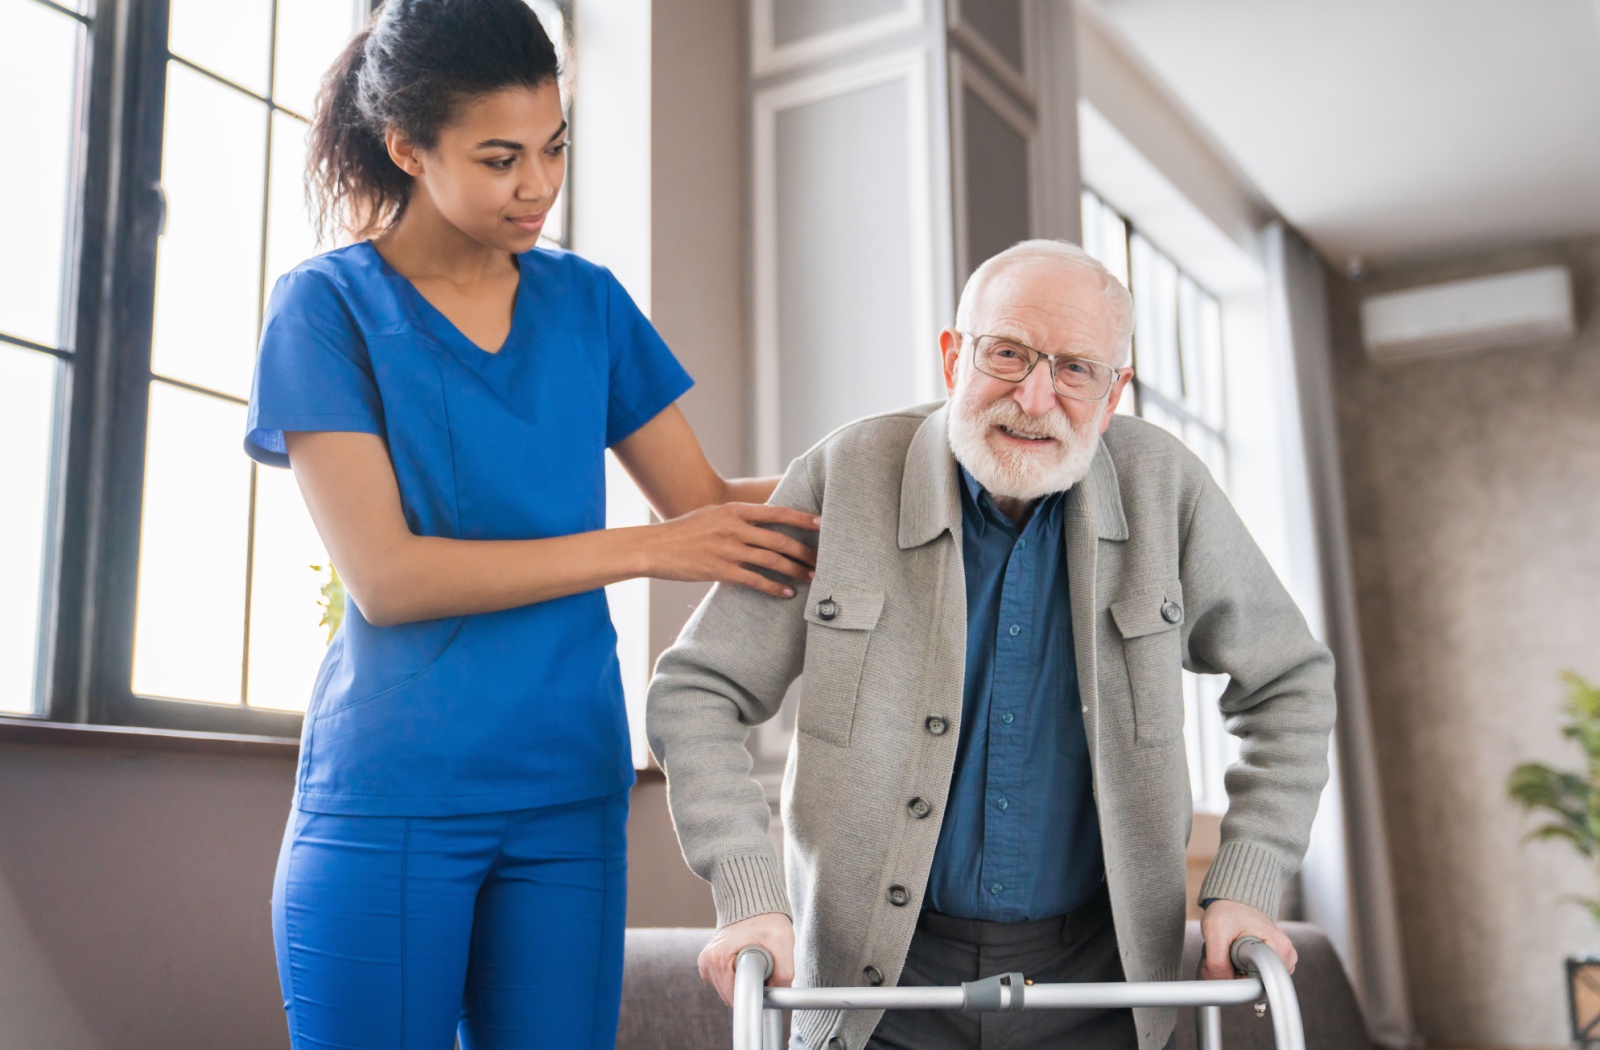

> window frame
[27,0,305,736]
[17,0,576,740]
[1082,187,1238,814]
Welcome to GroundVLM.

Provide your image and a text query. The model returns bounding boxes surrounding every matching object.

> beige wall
[0,738,712,1050]
[628,0,748,926]
[1330,235,1600,1048]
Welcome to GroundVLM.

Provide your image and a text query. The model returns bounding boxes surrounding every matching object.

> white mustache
[979,399,1071,442]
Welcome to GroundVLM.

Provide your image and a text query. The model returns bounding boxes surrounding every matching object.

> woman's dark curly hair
[308,0,560,243]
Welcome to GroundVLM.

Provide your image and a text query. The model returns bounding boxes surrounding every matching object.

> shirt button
[887,885,909,906]
[1008,624,1021,637]
[1016,538,1026,549]
[1161,600,1182,624]
[925,716,948,736]
[989,883,1004,895]
[818,598,839,621]
[999,711,1014,725]
[863,965,884,986]
[908,797,932,819]
[996,796,1009,810]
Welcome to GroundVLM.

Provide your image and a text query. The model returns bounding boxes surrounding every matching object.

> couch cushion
[1173,921,1371,1050]
[621,922,1369,1050]
[619,928,729,1050]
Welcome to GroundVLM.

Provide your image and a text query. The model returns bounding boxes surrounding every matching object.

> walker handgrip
[736,945,775,980]
[1229,935,1266,976]
[732,946,776,1050]
[1232,937,1307,1050]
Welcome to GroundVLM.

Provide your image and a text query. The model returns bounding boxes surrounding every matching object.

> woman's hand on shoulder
[645,503,819,599]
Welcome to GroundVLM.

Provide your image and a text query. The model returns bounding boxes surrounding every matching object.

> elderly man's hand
[697,912,796,1006]
[1198,899,1297,980]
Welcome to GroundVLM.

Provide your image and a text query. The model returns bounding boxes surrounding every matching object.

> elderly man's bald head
[954,240,1134,368]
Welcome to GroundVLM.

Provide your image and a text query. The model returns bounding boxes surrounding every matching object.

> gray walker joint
[960,972,1027,1012]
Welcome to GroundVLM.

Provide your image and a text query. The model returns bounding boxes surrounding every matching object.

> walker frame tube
[730,936,1305,1050]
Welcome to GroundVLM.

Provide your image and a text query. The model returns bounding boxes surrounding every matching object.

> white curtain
[1263,223,1416,1048]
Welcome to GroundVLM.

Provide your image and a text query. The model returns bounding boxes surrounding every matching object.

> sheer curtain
[1264,223,1416,1047]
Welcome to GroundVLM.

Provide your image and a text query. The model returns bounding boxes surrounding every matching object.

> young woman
[246,2,815,1046]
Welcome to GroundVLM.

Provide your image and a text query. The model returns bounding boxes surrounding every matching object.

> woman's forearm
[355,526,655,626]
[721,476,782,504]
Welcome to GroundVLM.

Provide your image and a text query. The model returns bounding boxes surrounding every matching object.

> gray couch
[618,923,1370,1050]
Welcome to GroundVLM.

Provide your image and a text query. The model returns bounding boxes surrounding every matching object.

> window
[2,0,572,737]
[1082,188,1238,813]
[2,0,90,717]
[130,0,366,714]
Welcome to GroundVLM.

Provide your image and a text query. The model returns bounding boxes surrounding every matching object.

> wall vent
[1360,265,1576,361]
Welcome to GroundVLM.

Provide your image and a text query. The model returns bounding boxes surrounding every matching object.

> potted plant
[1507,671,1600,1047]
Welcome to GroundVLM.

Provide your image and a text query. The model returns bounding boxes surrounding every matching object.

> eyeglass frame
[957,331,1129,402]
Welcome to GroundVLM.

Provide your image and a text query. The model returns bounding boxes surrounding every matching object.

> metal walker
[731,936,1305,1050]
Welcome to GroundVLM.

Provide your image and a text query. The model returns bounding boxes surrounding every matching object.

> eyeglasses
[959,332,1123,401]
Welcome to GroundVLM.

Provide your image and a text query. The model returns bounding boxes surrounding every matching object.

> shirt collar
[958,465,1067,539]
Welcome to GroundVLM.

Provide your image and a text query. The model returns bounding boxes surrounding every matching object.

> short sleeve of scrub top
[245,244,693,816]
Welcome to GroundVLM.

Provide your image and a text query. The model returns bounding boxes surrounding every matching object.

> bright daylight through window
[0,0,85,716]
[1082,189,1239,813]
[0,0,567,729]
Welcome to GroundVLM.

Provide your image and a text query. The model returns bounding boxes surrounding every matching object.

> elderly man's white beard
[946,385,1103,502]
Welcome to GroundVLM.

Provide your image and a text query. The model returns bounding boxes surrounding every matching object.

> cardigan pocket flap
[803,588,885,631]
[1111,583,1185,639]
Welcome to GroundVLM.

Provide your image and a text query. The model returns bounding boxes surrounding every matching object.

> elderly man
[646,240,1335,1050]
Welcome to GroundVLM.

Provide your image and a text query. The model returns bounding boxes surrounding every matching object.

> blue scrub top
[245,242,693,816]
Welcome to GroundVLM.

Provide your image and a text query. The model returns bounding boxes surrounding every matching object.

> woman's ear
[384,128,425,177]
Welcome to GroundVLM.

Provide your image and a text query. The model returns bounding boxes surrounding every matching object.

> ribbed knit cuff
[1197,840,1287,918]
[710,853,792,927]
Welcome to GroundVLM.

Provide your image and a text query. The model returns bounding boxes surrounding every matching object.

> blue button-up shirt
[924,469,1105,921]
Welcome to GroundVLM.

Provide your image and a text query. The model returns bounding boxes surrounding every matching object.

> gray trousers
[864,887,1141,1050]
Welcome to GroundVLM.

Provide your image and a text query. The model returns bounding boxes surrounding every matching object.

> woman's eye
[547,141,569,156]
[486,157,516,171]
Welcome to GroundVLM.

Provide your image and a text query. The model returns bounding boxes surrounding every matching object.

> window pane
[1198,293,1226,431]
[272,0,362,118]
[131,383,251,704]
[0,2,81,348]
[0,345,59,715]
[245,465,330,712]
[167,0,273,96]
[150,63,267,399]
[264,111,318,297]
[1130,235,1181,401]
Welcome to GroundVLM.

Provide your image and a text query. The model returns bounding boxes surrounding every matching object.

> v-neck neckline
[367,241,527,361]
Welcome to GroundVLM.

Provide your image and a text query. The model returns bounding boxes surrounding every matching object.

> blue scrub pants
[271,791,628,1050]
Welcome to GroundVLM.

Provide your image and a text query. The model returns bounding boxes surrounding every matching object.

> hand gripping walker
[731,935,1305,1050]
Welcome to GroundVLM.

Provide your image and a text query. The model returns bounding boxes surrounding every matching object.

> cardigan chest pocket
[1110,582,1185,747]
[796,586,885,747]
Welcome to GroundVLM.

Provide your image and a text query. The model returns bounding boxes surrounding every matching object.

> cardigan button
[817,598,839,620]
[887,885,909,906]
[907,797,932,819]
[1161,600,1182,624]
[827,1038,847,1050]
[864,965,884,986]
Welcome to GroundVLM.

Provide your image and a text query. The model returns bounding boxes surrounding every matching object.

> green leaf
[314,563,345,645]
[1507,673,1600,892]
